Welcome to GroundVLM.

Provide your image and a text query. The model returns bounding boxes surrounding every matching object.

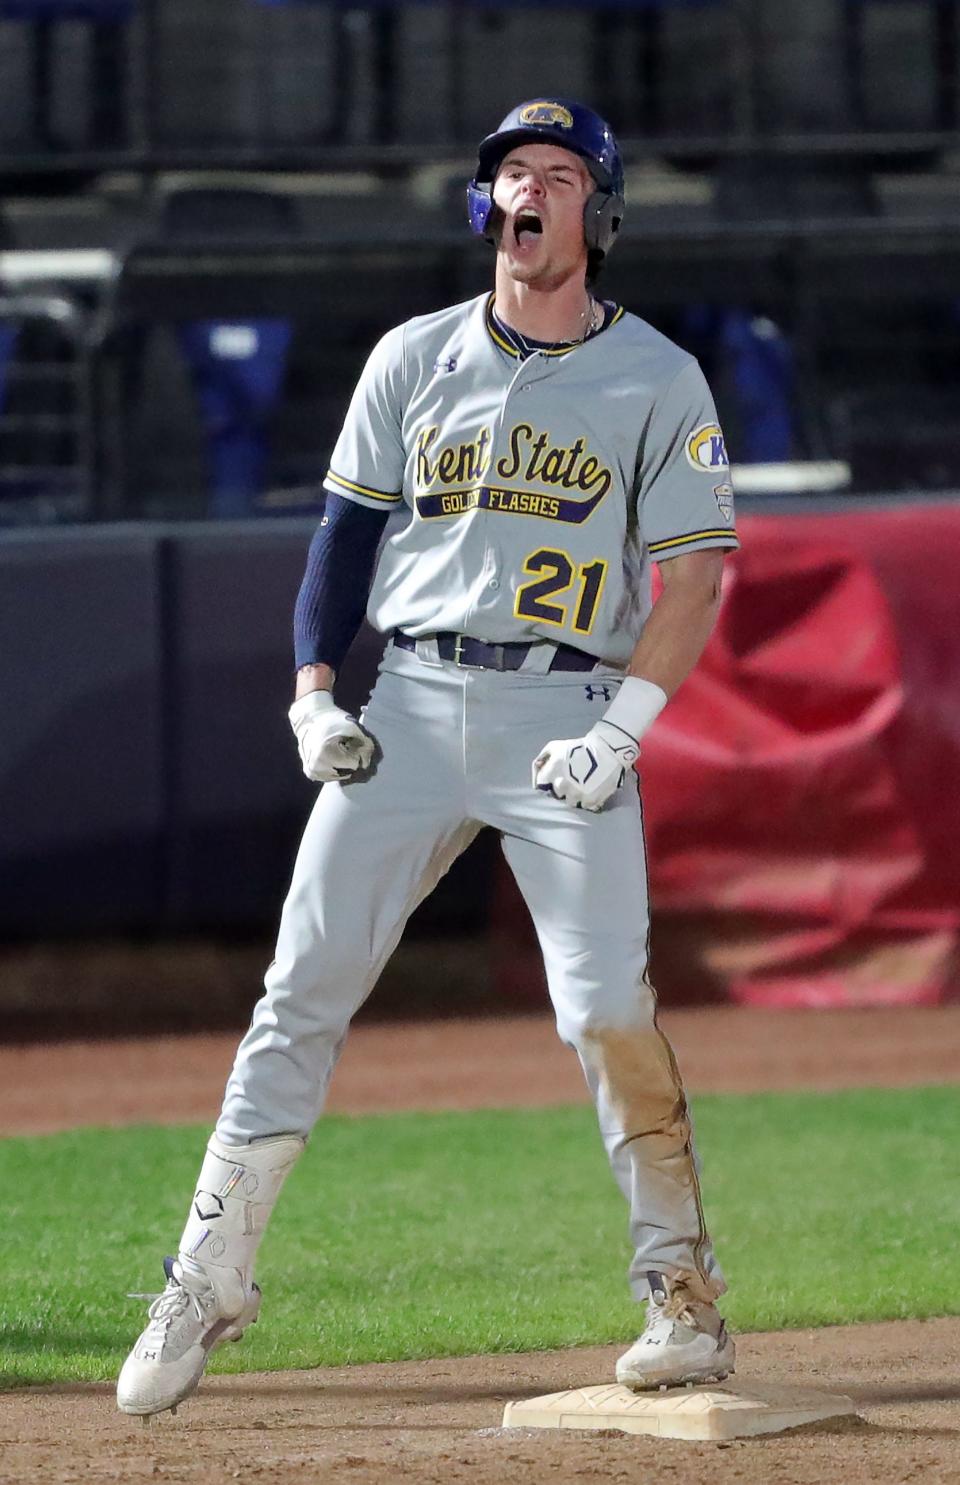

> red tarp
[496,505,960,1006]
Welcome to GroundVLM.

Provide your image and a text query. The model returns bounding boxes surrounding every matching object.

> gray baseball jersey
[323,291,739,665]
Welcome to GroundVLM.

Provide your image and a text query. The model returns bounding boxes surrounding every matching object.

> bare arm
[295,662,335,700]
[627,547,726,698]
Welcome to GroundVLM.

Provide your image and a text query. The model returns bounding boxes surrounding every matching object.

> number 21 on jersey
[514,547,608,635]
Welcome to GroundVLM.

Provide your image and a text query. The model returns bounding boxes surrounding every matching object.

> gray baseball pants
[218,640,725,1303]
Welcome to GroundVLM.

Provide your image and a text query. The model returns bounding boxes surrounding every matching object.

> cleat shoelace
[143,1278,206,1341]
[660,1295,699,1325]
[641,1295,702,1346]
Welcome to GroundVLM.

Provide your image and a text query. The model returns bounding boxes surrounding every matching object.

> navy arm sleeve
[293,493,390,672]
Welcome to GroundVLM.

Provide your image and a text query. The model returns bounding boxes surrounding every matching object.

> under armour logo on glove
[531,720,638,812]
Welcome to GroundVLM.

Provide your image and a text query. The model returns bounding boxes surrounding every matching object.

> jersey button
[488,578,500,590]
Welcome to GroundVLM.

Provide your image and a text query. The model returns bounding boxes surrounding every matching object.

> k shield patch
[713,482,734,523]
[686,423,728,473]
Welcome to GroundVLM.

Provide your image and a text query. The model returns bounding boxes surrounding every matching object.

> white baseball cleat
[616,1271,735,1391]
[117,1257,261,1417]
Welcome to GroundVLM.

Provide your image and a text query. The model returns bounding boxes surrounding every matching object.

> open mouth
[513,209,544,247]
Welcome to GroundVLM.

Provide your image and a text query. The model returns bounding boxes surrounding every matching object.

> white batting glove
[532,720,639,812]
[288,691,374,783]
[531,676,668,813]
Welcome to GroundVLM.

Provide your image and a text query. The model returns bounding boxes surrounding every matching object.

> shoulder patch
[713,482,734,523]
[686,423,728,473]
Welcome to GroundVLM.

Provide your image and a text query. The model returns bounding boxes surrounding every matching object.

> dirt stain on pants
[580,1022,724,1303]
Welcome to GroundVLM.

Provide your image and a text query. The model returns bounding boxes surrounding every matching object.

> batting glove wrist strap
[288,689,337,735]
[602,675,668,744]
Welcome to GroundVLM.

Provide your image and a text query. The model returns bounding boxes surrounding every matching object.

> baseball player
[118,98,739,1418]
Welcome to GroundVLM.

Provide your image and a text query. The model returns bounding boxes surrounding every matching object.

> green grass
[1,1086,957,1388]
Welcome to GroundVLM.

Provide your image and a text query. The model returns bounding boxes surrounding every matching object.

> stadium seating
[0,0,132,149]
[122,187,299,517]
[0,323,19,418]
[0,293,92,521]
[842,0,955,130]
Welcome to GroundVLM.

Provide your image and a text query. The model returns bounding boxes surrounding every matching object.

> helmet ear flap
[584,188,625,256]
[467,181,506,246]
[467,182,494,238]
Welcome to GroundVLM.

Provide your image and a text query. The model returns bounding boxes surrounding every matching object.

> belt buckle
[452,633,489,670]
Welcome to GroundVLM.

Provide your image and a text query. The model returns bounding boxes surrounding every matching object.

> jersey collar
[484,293,623,360]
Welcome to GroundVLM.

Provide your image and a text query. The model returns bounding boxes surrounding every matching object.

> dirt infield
[2,1006,958,1484]
[2,1319,958,1485]
[3,1004,959,1134]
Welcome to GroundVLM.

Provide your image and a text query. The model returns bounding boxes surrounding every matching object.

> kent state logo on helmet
[466,98,625,259]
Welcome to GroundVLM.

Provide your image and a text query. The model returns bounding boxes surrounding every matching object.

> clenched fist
[288,691,374,783]
[532,719,639,813]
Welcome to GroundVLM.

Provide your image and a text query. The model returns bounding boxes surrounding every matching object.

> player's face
[492,144,594,288]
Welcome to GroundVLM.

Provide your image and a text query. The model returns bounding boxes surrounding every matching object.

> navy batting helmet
[467,98,625,260]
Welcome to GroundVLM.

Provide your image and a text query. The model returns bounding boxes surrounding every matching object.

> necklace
[580,297,603,340]
[494,297,603,358]
[565,296,601,343]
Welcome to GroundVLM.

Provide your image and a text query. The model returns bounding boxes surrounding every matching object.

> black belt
[392,630,598,673]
